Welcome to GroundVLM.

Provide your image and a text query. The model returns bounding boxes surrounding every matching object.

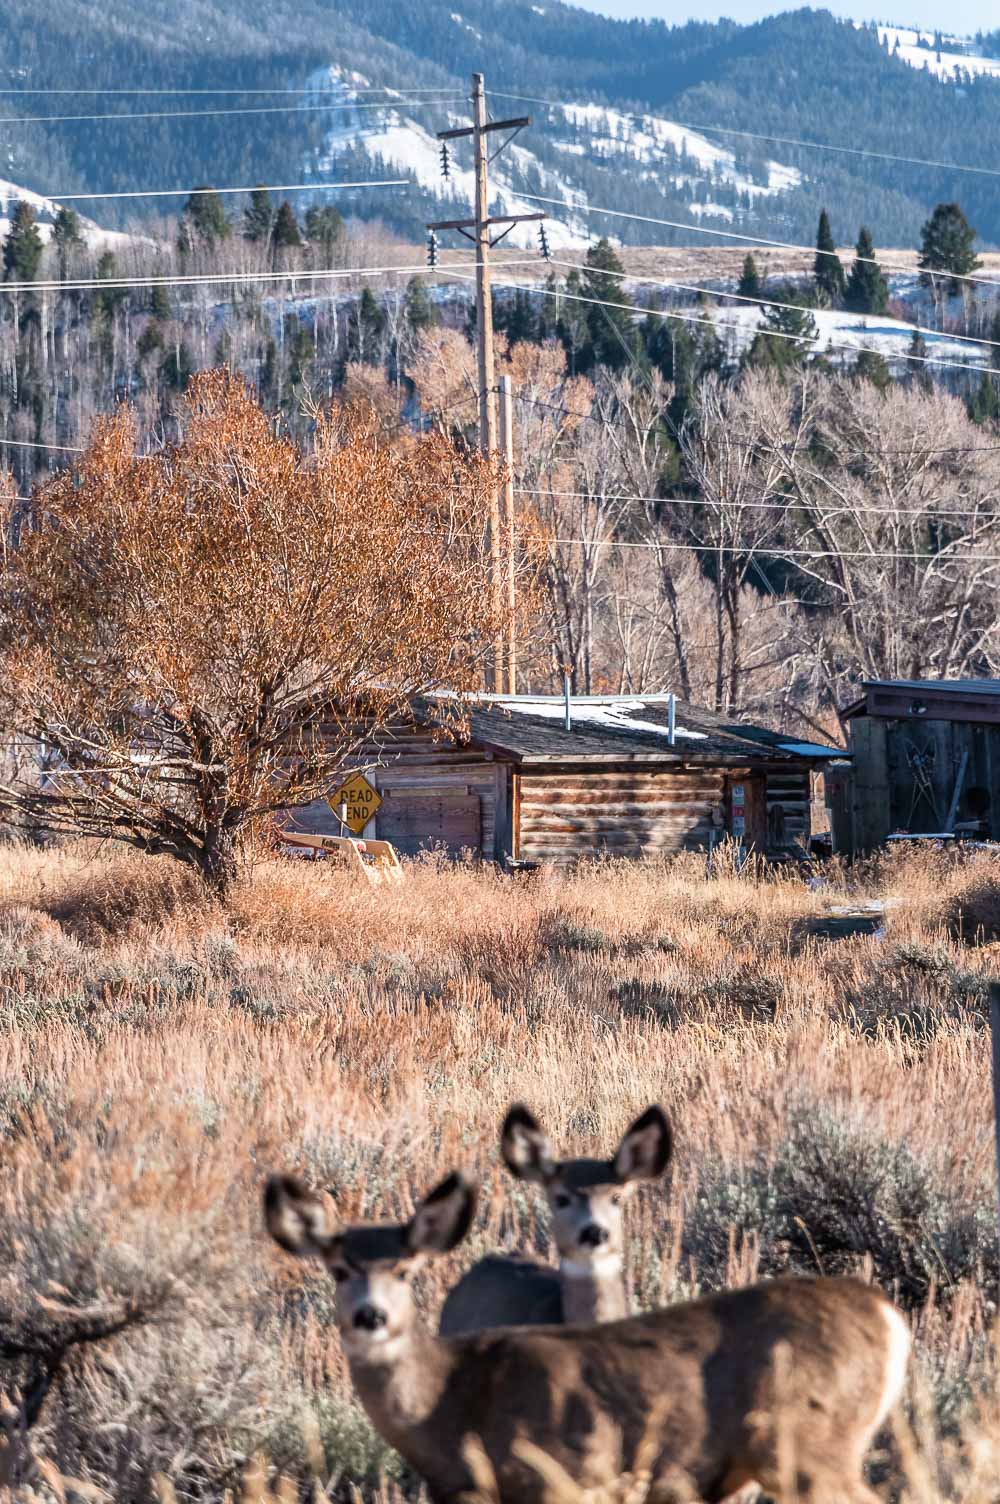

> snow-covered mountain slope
[875,25,1000,82]
[305,67,801,247]
[0,177,129,248]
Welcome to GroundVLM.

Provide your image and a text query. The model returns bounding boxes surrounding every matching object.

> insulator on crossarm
[538,222,551,261]
[440,143,451,179]
[427,230,438,269]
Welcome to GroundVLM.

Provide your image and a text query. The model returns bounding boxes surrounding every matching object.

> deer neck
[347,1323,456,1458]
[559,1251,628,1324]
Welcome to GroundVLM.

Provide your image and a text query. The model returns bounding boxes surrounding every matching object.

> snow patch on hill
[0,177,131,249]
[305,66,802,249]
[876,25,1000,81]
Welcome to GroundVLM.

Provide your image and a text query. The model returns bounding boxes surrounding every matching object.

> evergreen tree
[746,301,818,372]
[3,201,43,283]
[555,268,589,374]
[736,253,762,300]
[177,188,230,254]
[272,201,301,249]
[853,348,891,391]
[94,250,124,319]
[348,285,386,363]
[304,203,344,256]
[495,287,538,344]
[907,328,933,393]
[813,208,846,305]
[844,227,888,315]
[918,202,980,297]
[404,276,438,333]
[149,281,172,320]
[137,321,165,362]
[161,341,195,391]
[580,238,641,372]
[52,206,83,279]
[969,371,1000,425]
[242,187,274,244]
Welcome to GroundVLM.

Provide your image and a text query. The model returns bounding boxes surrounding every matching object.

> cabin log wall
[516,765,726,865]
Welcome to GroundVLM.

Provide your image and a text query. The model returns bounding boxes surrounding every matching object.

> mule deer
[265,1169,909,1504]
[439,1103,671,1335]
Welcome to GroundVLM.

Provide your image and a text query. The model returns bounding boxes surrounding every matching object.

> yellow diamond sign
[329,773,382,835]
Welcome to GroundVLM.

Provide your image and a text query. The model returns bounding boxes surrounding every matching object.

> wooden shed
[290,694,841,866]
[842,678,1000,853]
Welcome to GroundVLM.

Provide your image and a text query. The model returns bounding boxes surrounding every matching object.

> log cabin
[287,694,842,867]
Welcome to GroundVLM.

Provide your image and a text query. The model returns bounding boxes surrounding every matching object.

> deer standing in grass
[265,1169,910,1504]
[439,1104,671,1335]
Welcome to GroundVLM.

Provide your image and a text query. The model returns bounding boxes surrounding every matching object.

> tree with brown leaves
[0,370,516,894]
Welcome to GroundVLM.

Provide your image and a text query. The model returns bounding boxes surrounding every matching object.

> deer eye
[396,1267,411,1282]
[331,1264,350,1285]
[554,1192,572,1209]
[610,1193,622,1207]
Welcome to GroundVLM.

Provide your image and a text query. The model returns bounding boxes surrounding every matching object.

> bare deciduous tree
[0,370,519,892]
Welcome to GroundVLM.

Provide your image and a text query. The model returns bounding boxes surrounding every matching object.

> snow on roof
[499,696,707,740]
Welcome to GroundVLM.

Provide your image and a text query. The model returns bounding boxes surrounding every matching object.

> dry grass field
[1,840,1000,1501]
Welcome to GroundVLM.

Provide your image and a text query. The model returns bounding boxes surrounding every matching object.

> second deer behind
[439,1102,672,1335]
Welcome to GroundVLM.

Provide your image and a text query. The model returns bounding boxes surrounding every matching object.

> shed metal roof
[417,695,844,765]
[863,678,1000,697]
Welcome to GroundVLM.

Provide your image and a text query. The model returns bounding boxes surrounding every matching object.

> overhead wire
[540,254,1000,357]
[488,90,1000,181]
[515,193,1000,295]
[442,268,1000,378]
[45,179,409,203]
[0,95,462,127]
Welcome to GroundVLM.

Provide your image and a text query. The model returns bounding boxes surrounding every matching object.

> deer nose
[353,1304,388,1332]
[579,1223,609,1248]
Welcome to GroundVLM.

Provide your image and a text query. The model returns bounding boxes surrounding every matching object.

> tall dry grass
[0,840,997,1499]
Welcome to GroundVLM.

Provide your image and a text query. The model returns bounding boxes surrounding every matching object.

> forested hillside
[1,1,1000,247]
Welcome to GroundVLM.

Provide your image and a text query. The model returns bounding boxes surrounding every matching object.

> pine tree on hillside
[969,371,1000,425]
[918,202,980,297]
[243,187,274,244]
[149,281,172,320]
[844,227,888,315]
[737,253,762,299]
[272,201,301,249]
[813,209,845,305]
[907,328,933,392]
[853,348,891,390]
[580,237,641,372]
[52,206,83,279]
[177,188,230,255]
[304,203,344,256]
[746,301,818,372]
[404,276,438,333]
[3,201,43,283]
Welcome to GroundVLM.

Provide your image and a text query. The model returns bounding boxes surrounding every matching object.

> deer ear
[264,1174,338,1258]
[613,1106,673,1184]
[501,1104,556,1183]
[406,1172,478,1255]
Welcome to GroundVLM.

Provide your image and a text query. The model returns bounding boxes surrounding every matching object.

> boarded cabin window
[726,775,766,848]
[377,789,482,859]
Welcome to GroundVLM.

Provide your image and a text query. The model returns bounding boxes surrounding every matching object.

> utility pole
[428,74,544,692]
[498,373,517,693]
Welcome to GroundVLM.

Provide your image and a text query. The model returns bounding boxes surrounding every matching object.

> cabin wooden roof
[413,695,843,766]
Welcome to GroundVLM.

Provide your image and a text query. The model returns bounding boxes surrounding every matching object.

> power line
[447,268,1000,379]
[489,90,1000,182]
[0,95,462,127]
[542,254,1000,357]
[45,178,408,204]
[514,393,1000,455]
[515,485,1000,522]
[0,86,457,97]
[0,257,462,296]
[516,193,1000,296]
[533,534,1000,562]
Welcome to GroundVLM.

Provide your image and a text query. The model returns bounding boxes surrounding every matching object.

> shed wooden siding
[850,714,1000,851]
[765,768,811,845]
[516,766,726,864]
[288,722,505,860]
